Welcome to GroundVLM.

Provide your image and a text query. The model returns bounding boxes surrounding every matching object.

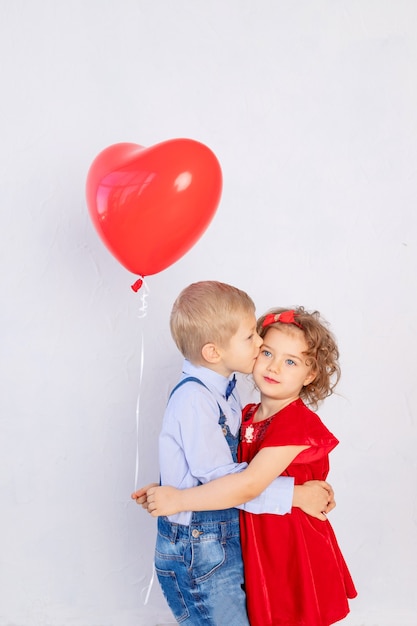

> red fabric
[239,399,357,626]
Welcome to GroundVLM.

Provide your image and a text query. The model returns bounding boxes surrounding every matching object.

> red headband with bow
[262,310,303,329]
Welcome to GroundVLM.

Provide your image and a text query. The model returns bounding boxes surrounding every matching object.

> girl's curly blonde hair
[257,306,341,410]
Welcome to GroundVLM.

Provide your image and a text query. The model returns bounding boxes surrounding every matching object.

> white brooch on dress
[243,425,254,443]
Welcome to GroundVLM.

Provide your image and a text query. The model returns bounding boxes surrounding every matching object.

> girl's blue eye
[285,359,296,366]
[262,350,272,358]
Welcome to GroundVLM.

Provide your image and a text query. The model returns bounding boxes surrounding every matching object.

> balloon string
[137,278,150,318]
[134,278,150,490]
[134,327,145,491]
[142,563,156,605]
[133,278,156,605]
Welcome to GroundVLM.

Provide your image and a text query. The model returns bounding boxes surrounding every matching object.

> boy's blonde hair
[170,281,255,363]
[257,306,341,410]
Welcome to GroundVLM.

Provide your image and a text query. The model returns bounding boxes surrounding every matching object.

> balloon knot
[131,278,144,292]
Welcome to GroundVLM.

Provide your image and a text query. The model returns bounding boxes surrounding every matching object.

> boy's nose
[255,333,263,348]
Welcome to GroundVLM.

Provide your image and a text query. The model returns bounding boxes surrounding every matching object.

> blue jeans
[155,510,249,625]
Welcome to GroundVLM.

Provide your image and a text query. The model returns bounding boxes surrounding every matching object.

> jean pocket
[155,568,189,623]
[191,537,226,582]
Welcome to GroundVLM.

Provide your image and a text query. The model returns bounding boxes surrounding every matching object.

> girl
[145,307,357,626]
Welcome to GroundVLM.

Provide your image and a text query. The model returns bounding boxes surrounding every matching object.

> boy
[132,282,334,625]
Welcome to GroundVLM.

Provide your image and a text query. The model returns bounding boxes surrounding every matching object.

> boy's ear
[201,342,221,364]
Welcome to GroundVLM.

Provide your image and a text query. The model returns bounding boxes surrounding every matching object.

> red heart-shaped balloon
[86,139,222,284]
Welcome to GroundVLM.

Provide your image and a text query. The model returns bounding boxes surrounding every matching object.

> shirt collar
[182,359,234,398]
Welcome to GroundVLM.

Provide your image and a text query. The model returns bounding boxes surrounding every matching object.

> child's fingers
[325,499,336,513]
[131,482,159,500]
[317,481,335,512]
[131,489,146,500]
[321,480,334,499]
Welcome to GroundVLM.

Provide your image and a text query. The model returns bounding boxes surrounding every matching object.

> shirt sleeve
[237,475,295,514]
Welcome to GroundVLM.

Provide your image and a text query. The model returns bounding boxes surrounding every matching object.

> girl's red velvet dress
[239,399,357,626]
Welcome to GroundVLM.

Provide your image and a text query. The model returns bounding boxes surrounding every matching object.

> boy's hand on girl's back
[293,480,336,521]
[131,483,159,510]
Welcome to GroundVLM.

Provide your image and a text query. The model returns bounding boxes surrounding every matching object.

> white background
[1,2,416,625]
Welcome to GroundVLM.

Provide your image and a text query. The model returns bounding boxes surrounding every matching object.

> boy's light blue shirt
[159,359,294,525]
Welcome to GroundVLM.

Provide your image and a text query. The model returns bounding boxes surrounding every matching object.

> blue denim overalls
[155,377,249,625]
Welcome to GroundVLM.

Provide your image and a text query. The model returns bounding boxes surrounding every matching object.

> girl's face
[253,327,316,405]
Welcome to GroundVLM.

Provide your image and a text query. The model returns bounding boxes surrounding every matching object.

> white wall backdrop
[1,1,416,625]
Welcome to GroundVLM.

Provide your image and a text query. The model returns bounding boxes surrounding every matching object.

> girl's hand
[131,483,159,510]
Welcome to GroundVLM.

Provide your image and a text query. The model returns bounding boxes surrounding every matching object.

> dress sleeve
[261,400,339,463]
